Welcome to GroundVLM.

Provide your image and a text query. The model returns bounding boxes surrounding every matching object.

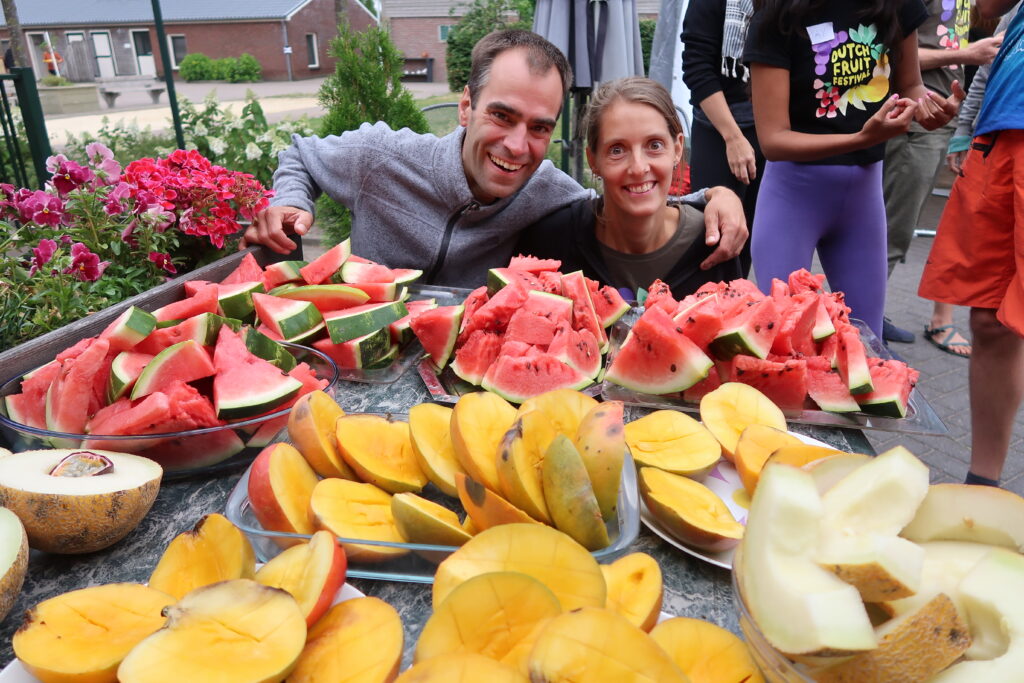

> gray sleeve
[671,186,708,207]
[955,2,1022,138]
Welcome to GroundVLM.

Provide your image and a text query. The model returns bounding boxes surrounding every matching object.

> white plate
[0,583,367,681]
[641,431,833,570]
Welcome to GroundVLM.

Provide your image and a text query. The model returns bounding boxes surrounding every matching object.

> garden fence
[0,67,52,189]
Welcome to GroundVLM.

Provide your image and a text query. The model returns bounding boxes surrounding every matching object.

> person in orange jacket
[42,44,63,75]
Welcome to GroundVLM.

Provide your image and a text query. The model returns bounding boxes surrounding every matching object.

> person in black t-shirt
[744,0,963,339]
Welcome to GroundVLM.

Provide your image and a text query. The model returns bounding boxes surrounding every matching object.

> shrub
[316,21,430,246]
[446,0,533,92]
[226,54,262,82]
[640,19,656,75]
[179,53,219,81]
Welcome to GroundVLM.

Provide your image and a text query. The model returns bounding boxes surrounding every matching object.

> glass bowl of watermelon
[0,333,339,478]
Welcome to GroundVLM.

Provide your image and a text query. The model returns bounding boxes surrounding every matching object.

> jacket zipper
[425,201,478,283]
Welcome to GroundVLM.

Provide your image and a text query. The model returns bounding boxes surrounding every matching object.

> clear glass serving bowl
[224,436,641,582]
[0,343,339,479]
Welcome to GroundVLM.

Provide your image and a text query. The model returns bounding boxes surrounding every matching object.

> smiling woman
[514,77,745,299]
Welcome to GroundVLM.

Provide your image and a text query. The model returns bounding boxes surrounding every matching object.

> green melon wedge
[324,301,409,344]
[99,306,157,351]
[217,281,265,322]
[130,340,217,400]
[252,292,324,341]
[107,351,155,403]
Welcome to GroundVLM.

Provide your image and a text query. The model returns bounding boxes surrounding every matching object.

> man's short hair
[466,29,573,108]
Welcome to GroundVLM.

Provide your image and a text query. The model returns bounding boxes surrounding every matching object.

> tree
[1,0,27,68]
[445,0,534,92]
[314,21,429,246]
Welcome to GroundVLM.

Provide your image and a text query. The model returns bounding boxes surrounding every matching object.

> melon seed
[49,451,114,477]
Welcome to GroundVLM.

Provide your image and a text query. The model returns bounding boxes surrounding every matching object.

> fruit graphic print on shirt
[937,0,971,67]
[811,24,889,119]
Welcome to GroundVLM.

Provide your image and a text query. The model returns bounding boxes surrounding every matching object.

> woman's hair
[752,0,904,58]
[581,76,682,152]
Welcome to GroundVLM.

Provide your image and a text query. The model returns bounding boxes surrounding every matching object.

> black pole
[151,0,185,150]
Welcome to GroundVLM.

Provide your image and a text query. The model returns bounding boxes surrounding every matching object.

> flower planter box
[38,83,101,115]
[0,246,290,383]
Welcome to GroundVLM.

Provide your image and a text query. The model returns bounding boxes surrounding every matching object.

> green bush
[179,53,219,81]
[446,0,533,92]
[226,54,262,82]
[316,21,430,247]
[215,57,238,80]
[640,19,656,75]
[40,75,73,87]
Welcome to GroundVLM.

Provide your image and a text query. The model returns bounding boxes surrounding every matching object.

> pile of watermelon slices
[605,269,920,418]
[409,255,632,403]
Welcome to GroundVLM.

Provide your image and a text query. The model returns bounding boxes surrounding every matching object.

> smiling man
[244,30,744,288]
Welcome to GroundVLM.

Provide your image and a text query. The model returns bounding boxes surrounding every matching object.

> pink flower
[47,154,95,195]
[103,182,131,216]
[148,251,177,274]
[29,238,58,276]
[64,242,109,282]
[85,142,122,178]
[18,190,67,226]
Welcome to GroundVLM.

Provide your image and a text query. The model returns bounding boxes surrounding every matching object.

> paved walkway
[43,78,1024,495]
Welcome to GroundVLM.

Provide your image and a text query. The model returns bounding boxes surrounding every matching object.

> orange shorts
[919,129,1024,335]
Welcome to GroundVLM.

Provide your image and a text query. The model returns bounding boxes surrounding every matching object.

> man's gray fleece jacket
[271,122,589,289]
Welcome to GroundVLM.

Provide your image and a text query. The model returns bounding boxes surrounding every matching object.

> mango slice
[700,382,787,461]
[395,653,527,682]
[733,424,803,496]
[148,513,256,600]
[392,492,472,547]
[310,478,409,563]
[515,389,598,439]
[639,467,743,553]
[624,409,721,479]
[247,442,319,536]
[287,389,354,479]
[254,530,348,626]
[542,435,609,551]
[336,414,427,494]
[456,472,538,531]
[650,616,764,683]
[574,400,626,523]
[451,392,517,493]
[601,552,663,632]
[496,410,557,524]
[409,402,464,497]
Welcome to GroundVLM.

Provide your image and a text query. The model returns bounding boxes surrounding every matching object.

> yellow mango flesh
[528,606,688,682]
[416,571,562,663]
[456,472,538,532]
[496,411,557,524]
[287,389,353,479]
[650,616,764,683]
[433,523,606,611]
[310,478,409,563]
[408,402,464,497]
[624,410,721,478]
[290,597,404,683]
[148,513,256,600]
[450,392,517,494]
[254,530,341,624]
[700,382,787,461]
[516,389,598,439]
[734,424,803,496]
[395,653,527,682]
[640,467,743,552]
[336,415,428,494]
[391,492,472,547]
[14,583,174,683]
[601,552,663,632]
[117,579,307,683]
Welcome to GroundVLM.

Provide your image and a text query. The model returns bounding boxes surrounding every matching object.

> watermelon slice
[522,290,573,324]
[339,260,396,284]
[770,293,818,357]
[854,358,919,418]
[312,328,392,369]
[45,338,112,437]
[391,268,423,285]
[732,355,808,412]
[788,269,826,294]
[604,306,713,394]
[261,260,307,290]
[300,239,351,285]
[673,294,722,352]
[365,343,400,369]
[560,271,608,352]
[548,320,601,379]
[99,306,157,352]
[343,281,399,302]
[589,283,631,328]
[487,268,542,296]
[643,279,676,314]
[836,324,873,395]
[217,281,264,322]
[5,362,62,429]
[410,305,464,371]
[481,353,591,403]
[130,339,216,400]
[152,282,219,322]
[240,327,297,371]
[135,313,235,355]
[273,284,369,313]
[460,282,528,339]
[459,286,490,333]
[183,280,213,297]
[107,351,155,403]
[536,271,562,294]
[811,298,836,341]
[507,254,562,273]
[220,252,264,285]
[709,296,780,360]
[212,327,303,420]
[805,356,860,413]
[253,292,324,341]
[681,369,722,403]
[86,393,170,436]
[323,301,408,343]
[504,308,559,348]
[450,330,503,385]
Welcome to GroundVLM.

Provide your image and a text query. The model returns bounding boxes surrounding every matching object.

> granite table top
[0,368,874,672]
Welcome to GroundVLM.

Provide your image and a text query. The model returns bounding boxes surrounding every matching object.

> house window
[167,34,187,69]
[439,25,454,41]
[305,33,319,69]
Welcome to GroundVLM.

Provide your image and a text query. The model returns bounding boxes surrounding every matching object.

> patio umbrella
[533,0,645,180]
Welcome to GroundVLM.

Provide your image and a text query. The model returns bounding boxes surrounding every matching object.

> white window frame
[166,33,187,70]
[305,32,319,69]
[438,25,454,42]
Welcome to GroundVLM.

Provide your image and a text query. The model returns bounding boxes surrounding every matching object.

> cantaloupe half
[0,449,162,554]
[900,483,1024,553]
[14,583,175,683]
[0,506,27,624]
[117,579,307,683]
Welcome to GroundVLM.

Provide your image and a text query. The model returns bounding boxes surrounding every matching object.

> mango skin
[574,401,625,525]
[542,435,609,551]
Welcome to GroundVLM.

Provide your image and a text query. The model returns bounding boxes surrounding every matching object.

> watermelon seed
[767,322,775,329]
[670,364,677,372]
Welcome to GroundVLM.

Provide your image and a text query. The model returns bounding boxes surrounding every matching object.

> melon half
[0,449,162,554]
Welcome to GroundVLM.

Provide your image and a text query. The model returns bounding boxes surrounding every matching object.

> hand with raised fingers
[240,205,313,254]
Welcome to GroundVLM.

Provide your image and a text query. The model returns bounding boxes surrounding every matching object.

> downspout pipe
[281,19,293,81]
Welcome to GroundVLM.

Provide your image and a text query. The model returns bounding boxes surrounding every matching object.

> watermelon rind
[107,351,155,403]
[324,301,409,343]
[215,367,303,420]
[855,394,908,419]
[283,321,327,344]
[344,328,393,369]
[389,316,415,346]
[364,342,400,369]
[391,269,423,285]
[253,293,324,341]
[217,281,265,321]
[342,281,399,302]
[262,260,307,288]
[273,284,369,312]
[268,283,299,295]
[130,339,216,400]
[156,318,183,329]
[241,327,298,372]
[837,328,874,395]
[101,306,157,349]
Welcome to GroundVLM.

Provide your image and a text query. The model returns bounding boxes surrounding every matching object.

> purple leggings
[751,160,887,338]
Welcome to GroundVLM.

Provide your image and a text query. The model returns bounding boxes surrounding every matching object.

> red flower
[46,154,95,195]
[148,251,177,274]
[64,242,109,282]
[29,238,58,276]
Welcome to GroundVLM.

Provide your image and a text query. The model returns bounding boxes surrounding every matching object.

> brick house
[0,0,378,82]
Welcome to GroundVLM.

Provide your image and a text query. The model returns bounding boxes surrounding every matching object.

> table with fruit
[0,249,1013,682]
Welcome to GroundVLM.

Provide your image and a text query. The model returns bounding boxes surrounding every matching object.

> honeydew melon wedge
[99,306,157,351]
[217,281,265,321]
[130,340,216,400]
[324,301,409,343]
[252,292,324,341]
[738,463,876,657]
